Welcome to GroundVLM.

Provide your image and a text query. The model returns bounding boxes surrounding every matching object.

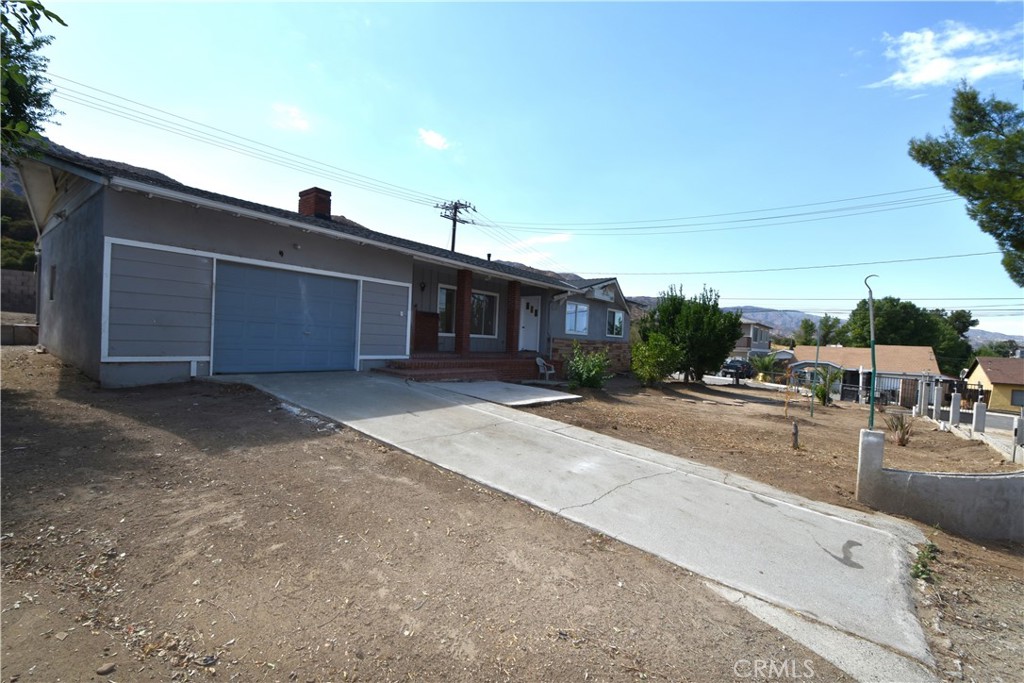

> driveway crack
[557,470,673,513]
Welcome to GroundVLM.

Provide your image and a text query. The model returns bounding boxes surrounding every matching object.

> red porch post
[505,281,521,354]
[455,269,473,356]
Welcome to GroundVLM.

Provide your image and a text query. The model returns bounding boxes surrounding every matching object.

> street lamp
[864,274,879,430]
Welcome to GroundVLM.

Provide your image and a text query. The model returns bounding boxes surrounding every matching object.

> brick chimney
[298,187,332,219]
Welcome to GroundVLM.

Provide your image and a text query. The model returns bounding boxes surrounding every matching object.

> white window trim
[606,308,625,338]
[437,284,500,339]
[565,301,590,336]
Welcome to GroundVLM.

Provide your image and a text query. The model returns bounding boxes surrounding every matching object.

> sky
[32,1,1024,336]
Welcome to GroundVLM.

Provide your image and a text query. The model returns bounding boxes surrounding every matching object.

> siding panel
[107,244,213,358]
[360,281,409,357]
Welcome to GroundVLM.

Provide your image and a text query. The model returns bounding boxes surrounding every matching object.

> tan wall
[989,383,1021,412]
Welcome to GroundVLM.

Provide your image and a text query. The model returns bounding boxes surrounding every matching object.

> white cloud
[870,21,1023,89]
[271,103,311,131]
[418,128,450,150]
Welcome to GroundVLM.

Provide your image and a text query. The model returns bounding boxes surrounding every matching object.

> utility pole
[436,200,475,252]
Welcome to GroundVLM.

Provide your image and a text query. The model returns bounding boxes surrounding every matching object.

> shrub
[567,341,611,390]
[631,332,680,386]
[885,413,914,446]
[749,353,779,380]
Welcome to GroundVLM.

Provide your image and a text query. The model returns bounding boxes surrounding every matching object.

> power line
[582,251,1002,276]
[49,76,447,206]
[487,186,949,227]
[491,195,960,236]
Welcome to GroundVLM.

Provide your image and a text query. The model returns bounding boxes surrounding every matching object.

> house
[964,357,1024,413]
[16,143,631,387]
[729,318,772,360]
[789,345,942,407]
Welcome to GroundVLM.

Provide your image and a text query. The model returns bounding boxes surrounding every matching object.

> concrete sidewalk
[219,372,937,682]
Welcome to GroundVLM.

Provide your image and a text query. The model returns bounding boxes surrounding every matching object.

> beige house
[964,357,1024,413]
[790,345,942,406]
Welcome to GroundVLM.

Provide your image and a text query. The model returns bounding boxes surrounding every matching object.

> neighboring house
[790,345,942,407]
[730,319,772,359]
[550,278,632,372]
[964,357,1024,413]
[16,143,629,387]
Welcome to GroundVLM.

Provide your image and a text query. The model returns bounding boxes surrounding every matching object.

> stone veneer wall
[550,338,631,374]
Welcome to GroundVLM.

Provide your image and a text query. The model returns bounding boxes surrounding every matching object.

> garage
[213,263,358,373]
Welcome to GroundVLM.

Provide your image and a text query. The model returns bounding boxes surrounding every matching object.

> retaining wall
[856,430,1024,541]
[1,269,37,313]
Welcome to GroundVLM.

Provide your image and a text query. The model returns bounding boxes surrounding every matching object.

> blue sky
[36,1,1024,336]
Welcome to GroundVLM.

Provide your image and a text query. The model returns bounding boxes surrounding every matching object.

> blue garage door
[213,263,358,373]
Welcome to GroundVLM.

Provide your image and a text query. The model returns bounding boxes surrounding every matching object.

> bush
[885,413,914,446]
[567,341,611,390]
[631,332,680,386]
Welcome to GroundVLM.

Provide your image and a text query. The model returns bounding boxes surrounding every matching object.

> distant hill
[626,298,1022,348]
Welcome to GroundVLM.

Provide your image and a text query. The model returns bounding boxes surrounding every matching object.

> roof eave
[106,176,578,292]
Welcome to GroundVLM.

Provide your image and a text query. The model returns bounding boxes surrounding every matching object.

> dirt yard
[522,376,1024,683]
[1,347,855,683]
[2,347,1021,683]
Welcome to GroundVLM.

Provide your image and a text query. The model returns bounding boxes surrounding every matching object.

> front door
[519,296,541,351]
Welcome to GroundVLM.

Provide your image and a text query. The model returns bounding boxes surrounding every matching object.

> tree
[908,83,1024,286]
[794,314,842,346]
[975,340,1019,358]
[636,285,742,383]
[840,298,977,375]
[842,297,939,348]
[794,318,817,346]
[1,0,65,160]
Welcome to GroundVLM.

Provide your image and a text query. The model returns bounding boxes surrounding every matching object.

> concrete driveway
[218,371,938,682]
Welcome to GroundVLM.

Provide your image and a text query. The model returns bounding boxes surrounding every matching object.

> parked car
[720,360,754,379]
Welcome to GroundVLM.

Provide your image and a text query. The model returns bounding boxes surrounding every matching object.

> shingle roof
[33,142,579,291]
[969,357,1024,386]
[791,345,941,375]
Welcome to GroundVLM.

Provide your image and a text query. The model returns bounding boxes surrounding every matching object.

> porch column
[455,269,473,356]
[505,281,521,354]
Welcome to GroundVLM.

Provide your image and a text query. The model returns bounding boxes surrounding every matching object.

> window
[48,265,56,301]
[470,291,498,337]
[607,309,624,337]
[1012,389,1024,407]
[566,302,589,335]
[438,286,456,334]
[438,286,498,337]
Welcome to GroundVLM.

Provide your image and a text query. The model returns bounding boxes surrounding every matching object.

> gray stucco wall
[104,190,414,284]
[856,429,1024,541]
[38,185,105,380]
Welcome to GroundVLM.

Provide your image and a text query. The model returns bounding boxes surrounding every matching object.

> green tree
[794,318,817,346]
[636,285,742,383]
[975,340,1019,358]
[1,0,65,160]
[840,298,976,375]
[842,297,939,348]
[1,189,36,270]
[794,314,842,346]
[630,332,681,386]
[908,83,1024,285]
[819,314,843,345]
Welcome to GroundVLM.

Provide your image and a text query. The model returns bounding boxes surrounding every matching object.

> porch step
[378,355,556,383]
[373,366,500,382]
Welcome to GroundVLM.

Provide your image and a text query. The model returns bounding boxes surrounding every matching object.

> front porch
[376,352,563,383]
